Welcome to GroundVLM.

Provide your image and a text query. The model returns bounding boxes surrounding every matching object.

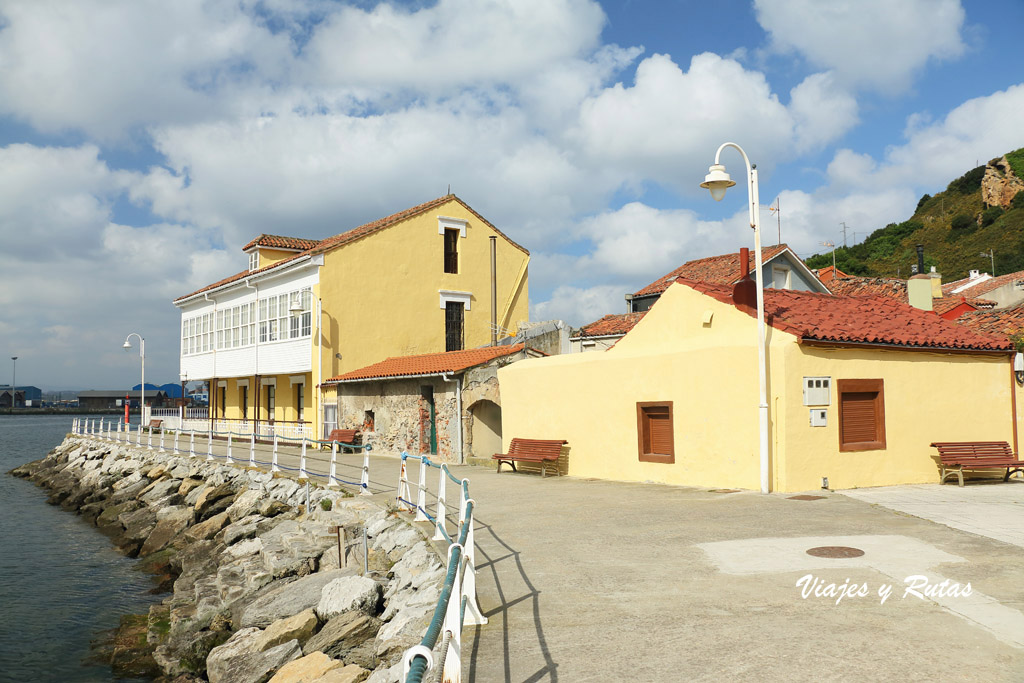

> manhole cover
[788,495,825,501]
[709,489,740,494]
[806,546,864,558]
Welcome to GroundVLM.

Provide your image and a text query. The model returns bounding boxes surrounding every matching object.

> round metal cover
[806,546,864,558]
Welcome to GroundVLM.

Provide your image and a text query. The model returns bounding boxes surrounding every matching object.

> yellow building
[499,277,1015,492]
[173,194,530,440]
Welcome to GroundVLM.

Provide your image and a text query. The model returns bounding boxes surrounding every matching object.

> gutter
[325,372,457,384]
[174,254,323,306]
[799,339,1013,356]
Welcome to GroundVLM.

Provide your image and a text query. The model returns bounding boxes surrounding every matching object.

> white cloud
[789,72,859,152]
[754,0,966,93]
[531,285,628,327]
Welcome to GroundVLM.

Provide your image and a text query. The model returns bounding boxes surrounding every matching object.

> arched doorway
[469,399,502,459]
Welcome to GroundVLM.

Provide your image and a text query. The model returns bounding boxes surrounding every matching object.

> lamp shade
[700,163,735,201]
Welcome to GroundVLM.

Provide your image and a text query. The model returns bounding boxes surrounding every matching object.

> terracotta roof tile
[325,344,527,382]
[681,279,1012,352]
[815,265,848,283]
[176,194,527,303]
[242,234,321,252]
[575,312,647,337]
[955,304,1024,340]
[633,245,790,298]
[828,276,994,314]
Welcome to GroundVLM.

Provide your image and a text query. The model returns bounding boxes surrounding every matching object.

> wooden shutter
[637,402,674,463]
[837,379,885,451]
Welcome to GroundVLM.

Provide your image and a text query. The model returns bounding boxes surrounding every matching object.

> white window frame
[438,216,468,237]
[772,266,792,290]
[439,289,472,310]
[248,251,258,271]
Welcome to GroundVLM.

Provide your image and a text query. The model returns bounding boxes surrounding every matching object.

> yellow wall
[213,373,312,424]
[258,248,302,269]
[499,281,1016,492]
[317,197,530,380]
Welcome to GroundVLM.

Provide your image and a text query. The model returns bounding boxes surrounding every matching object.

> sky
[2,0,1023,391]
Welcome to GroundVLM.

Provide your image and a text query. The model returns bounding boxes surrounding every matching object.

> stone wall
[13,436,449,683]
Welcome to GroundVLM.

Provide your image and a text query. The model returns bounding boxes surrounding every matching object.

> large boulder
[315,576,381,621]
[226,489,263,522]
[267,652,341,683]
[207,629,301,683]
[185,511,231,542]
[302,611,381,662]
[140,505,194,556]
[238,569,354,629]
[256,609,319,652]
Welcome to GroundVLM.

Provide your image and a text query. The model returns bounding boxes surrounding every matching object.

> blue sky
[1,0,1022,390]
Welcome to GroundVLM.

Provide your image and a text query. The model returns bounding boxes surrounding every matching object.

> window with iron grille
[444,228,459,274]
[837,379,886,451]
[637,401,674,463]
[296,383,304,422]
[445,301,464,351]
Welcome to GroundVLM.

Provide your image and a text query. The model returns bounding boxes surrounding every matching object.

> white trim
[439,290,472,310]
[438,216,468,237]
[260,377,277,386]
[217,380,227,388]
[236,379,250,388]
[289,375,305,385]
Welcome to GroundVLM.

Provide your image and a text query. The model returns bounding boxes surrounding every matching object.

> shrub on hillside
[948,165,986,195]
[1006,148,1024,179]
[916,194,931,212]
[950,214,974,230]
[1012,191,1024,210]
[982,206,1004,227]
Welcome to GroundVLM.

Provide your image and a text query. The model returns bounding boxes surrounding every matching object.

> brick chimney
[732,247,757,310]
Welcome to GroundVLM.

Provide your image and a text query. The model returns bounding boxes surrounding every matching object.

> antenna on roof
[447,184,451,195]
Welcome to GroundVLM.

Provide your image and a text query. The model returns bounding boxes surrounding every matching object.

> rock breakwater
[12,436,446,683]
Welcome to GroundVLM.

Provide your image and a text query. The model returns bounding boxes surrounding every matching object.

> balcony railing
[179,416,315,440]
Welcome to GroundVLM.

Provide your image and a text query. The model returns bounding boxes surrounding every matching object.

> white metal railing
[399,453,485,683]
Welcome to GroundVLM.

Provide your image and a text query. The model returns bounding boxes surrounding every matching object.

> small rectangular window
[444,228,459,274]
[296,383,304,422]
[637,401,674,463]
[837,379,886,452]
[445,301,464,352]
[249,252,258,271]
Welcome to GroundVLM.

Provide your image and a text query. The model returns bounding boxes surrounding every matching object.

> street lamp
[701,142,770,494]
[10,356,17,408]
[980,249,995,276]
[123,334,145,424]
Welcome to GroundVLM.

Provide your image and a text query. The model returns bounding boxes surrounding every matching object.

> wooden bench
[328,429,361,452]
[148,419,163,432]
[493,438,567,478]
[931,441,1024,486]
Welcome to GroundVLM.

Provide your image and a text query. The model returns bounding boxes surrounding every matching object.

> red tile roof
[242,234,321,252]
[683,279,1012,352]
[325,344,528,382]
[815,265,848,283]
[942,270,1024,298]
[828,276,993,312]
[633,245,791,298]
[955,304,1024,340]
[175,194,527,303]
[575,312,647,337]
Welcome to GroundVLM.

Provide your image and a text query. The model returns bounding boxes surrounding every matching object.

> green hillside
[806,150,1024,280]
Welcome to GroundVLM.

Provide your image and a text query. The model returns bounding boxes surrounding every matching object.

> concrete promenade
[79,428,1024,681]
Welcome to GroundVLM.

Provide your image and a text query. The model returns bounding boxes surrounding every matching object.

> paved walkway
[81,432,1024,681]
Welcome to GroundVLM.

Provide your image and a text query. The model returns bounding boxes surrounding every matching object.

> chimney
[929,265,942,299]
[732,247,757,310]
[908,244,932,311]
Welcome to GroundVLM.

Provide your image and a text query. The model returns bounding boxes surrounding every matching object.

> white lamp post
[701,142,770,494]
[123,334,145,424]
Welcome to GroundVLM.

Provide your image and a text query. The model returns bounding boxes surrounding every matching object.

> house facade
[173,195,530,440]
[500,278,1013,492]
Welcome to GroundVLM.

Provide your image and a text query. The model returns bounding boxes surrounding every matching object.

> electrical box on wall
[810,409,828,427]
[803,377,831,406]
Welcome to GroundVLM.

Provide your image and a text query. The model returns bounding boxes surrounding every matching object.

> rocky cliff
[982,154,1024,209]
[12,436,446,683]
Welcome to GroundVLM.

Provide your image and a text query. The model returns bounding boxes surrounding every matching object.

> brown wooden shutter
[647,407,673,454]
[637,402,674,463]
[841,391,877,444]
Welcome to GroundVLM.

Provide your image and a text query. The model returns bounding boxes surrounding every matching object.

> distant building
[77,390,168,411]
[0,385,41,407]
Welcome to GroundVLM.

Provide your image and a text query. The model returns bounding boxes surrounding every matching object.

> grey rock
[139,505,193,556]
[210,639,300,683]
[315,576,381,621]
[226,489,263,522]
[238,569,354,629]
[223,515,263,545]
[302,611,381,660]
[120,506,158,543]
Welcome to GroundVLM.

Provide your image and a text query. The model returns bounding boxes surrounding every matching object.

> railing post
[442,543,464,682]
[327,442,338,487]
[272,433,280,473]
[433,466,447,541]
[207,429,214,461]
[147,424,153,450]
[299,436,308,479]
[226,432,233,464]
[249,433,255,467]
[115,420,120,441]
[189,430,196,458]
[173,429,180,455]
[398,453,412,512]
[462,501,487,626]
[414,457,429,522]
[360,449,371,496]
[136,424,142,446]
[458,480,468,527]
[159,428,165,453]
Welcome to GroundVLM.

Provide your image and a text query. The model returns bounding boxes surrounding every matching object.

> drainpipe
[1011,359,1019,454]
[441,372,464,463]
[245,279,259,434]
[490,236,497,346]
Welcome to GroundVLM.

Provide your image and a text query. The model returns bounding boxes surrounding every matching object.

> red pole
[124,395,130,425]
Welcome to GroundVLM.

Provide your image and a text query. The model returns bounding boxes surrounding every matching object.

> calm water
[0,414,160,682]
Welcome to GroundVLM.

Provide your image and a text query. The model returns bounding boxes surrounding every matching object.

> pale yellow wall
[318,198,530,380]
[258,248,301,269]
[212,374,313,424]
[500,281,1017,492]
[779,346,1013,491]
